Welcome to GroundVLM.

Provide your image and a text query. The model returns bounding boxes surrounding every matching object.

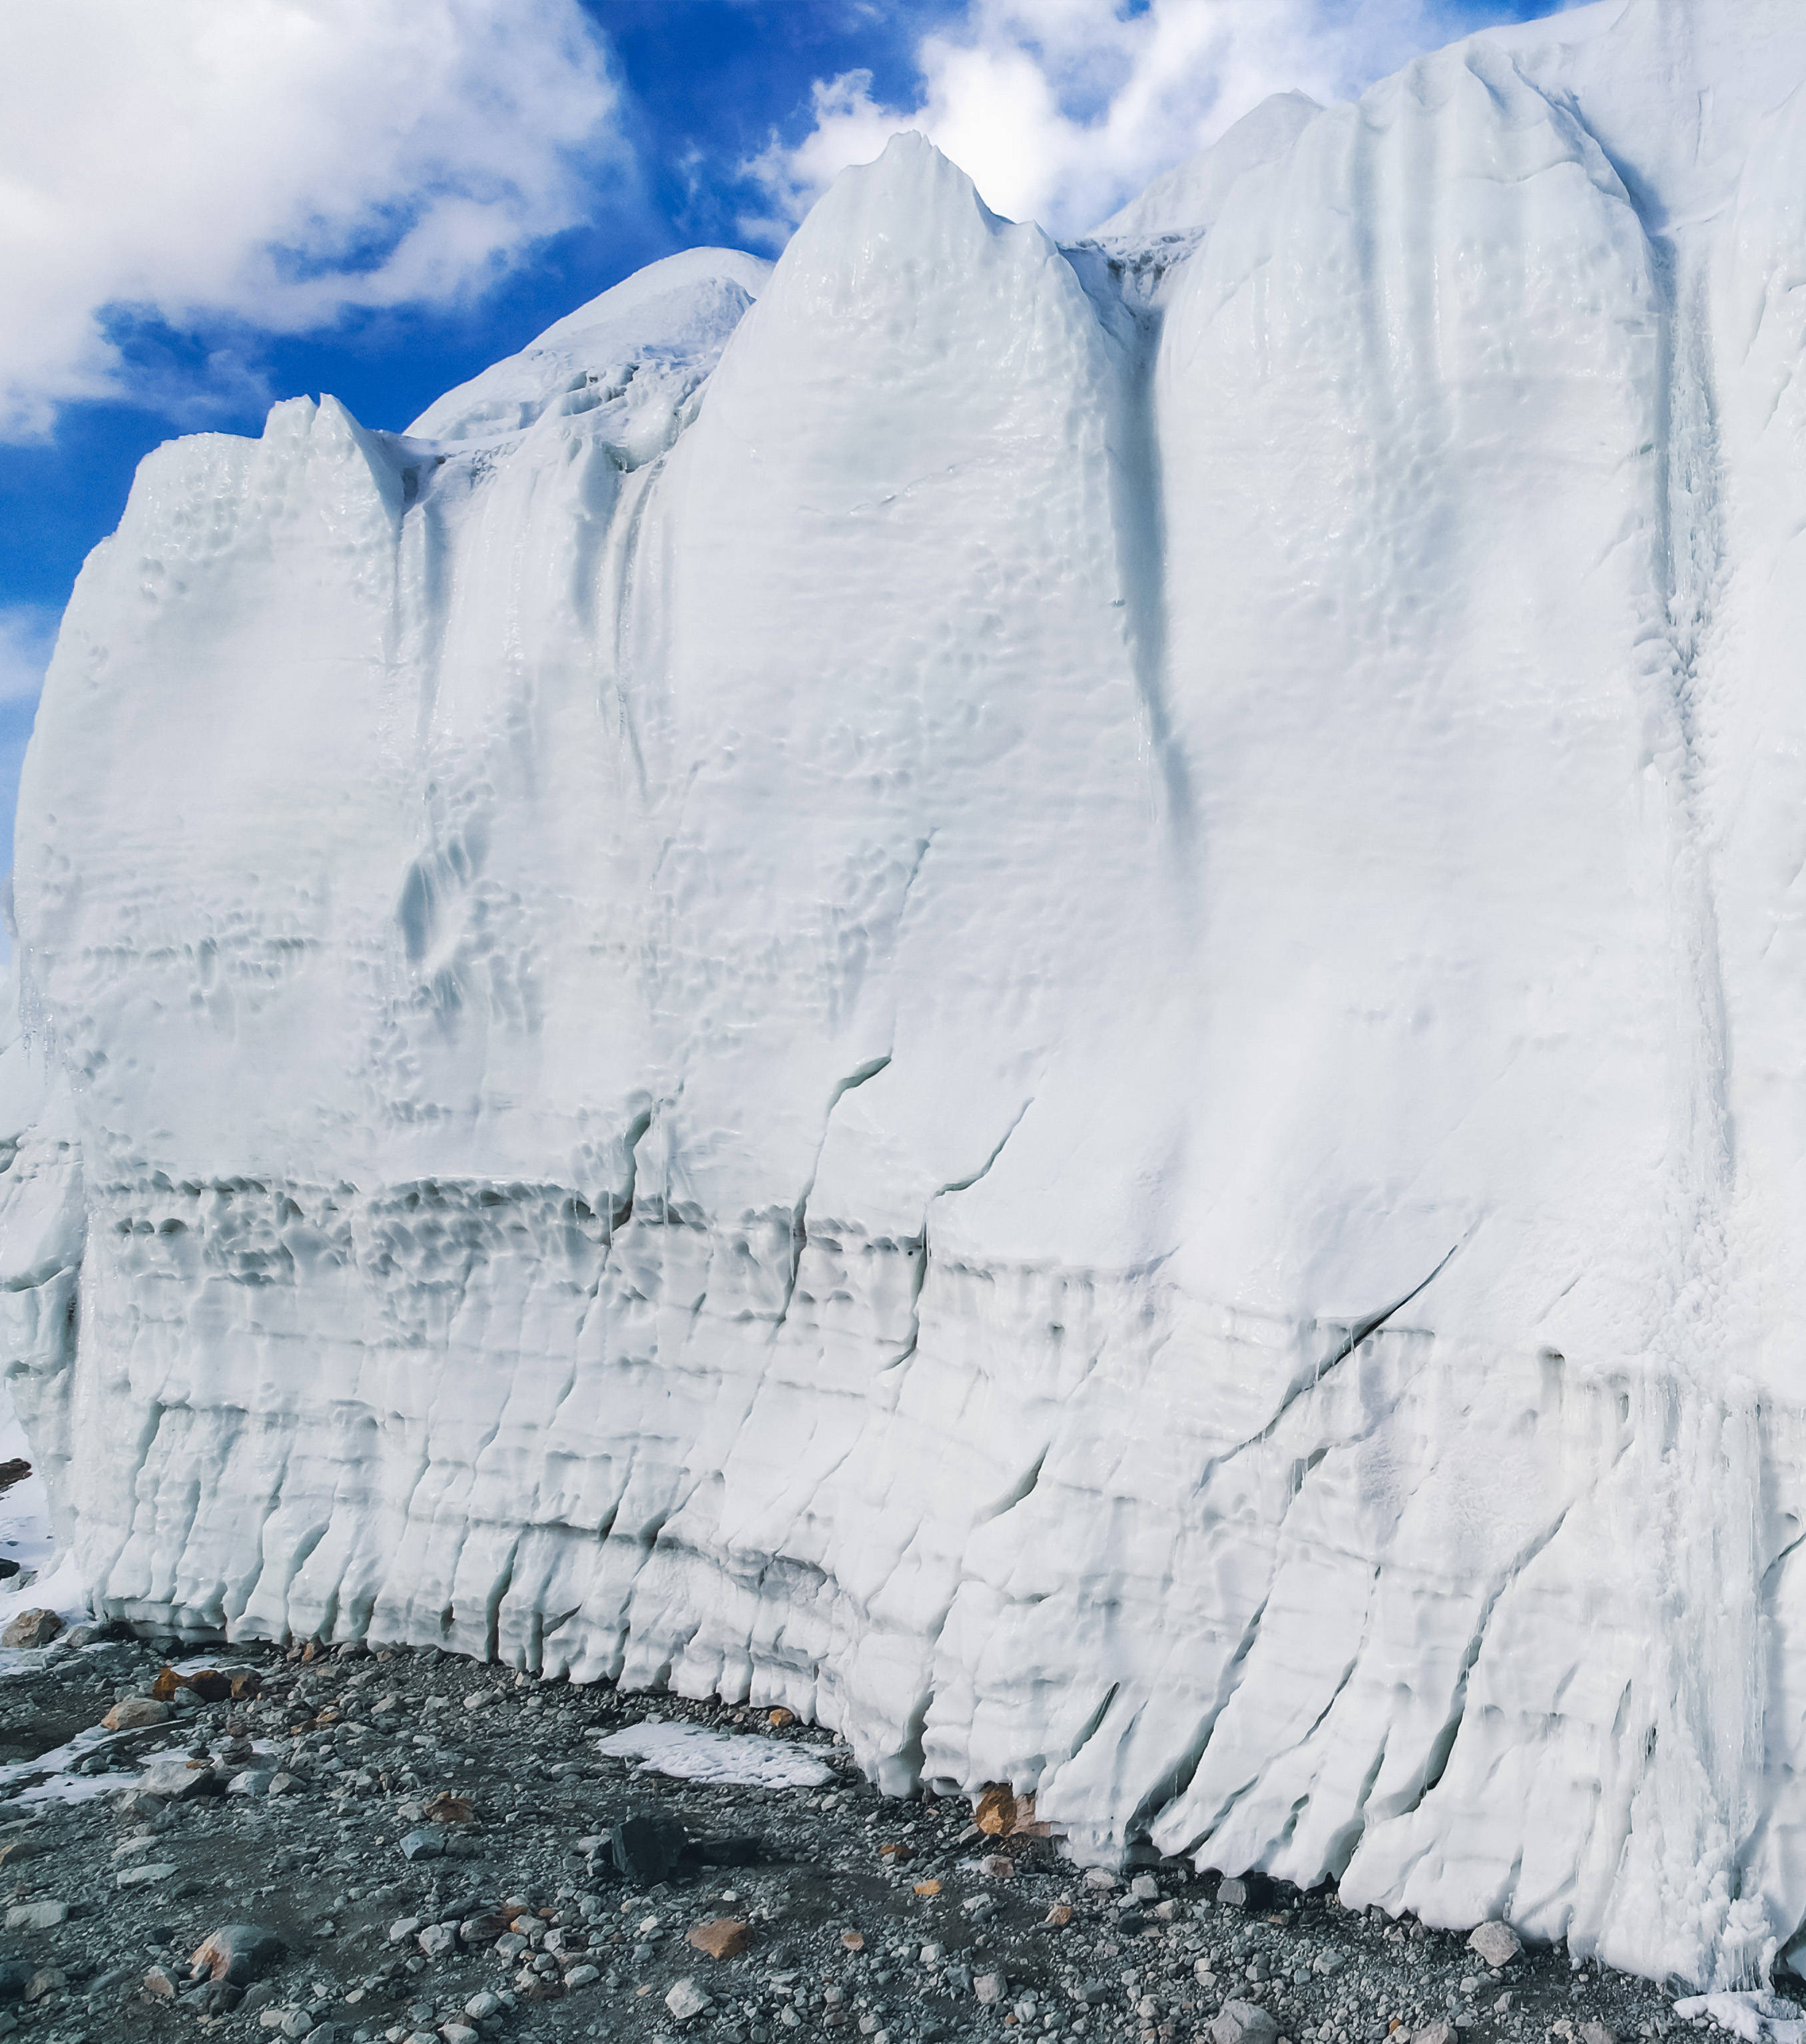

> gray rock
[228,1769,274,1797]
[1466,1922,1520,1969]
[117,1860,178,1888]
[417,1923,455,1960]
[666,1977,712,2021]
[1580,2025,1617,2044]
[139,1755,215,1799]
[1211,2000,1281,2044]
[974,1972,1008,2005]
[398,1828,445,1862]
[3,1901,65,1930]
[1414,2025,1457,2044]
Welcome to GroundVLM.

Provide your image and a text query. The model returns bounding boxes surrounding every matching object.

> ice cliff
[8,0,1806,1988]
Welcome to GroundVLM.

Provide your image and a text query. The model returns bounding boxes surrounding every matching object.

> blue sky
[0,0,1563,896]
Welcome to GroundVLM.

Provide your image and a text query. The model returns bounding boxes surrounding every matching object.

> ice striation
[7,0,1806,1990]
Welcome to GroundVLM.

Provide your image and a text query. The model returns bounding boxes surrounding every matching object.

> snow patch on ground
[591,1722,836,1790]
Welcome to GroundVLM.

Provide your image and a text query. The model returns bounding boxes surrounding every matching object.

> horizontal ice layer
[9,0,1806,1991]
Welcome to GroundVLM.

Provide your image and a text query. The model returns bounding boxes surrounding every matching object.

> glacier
[7,0,1806,1988]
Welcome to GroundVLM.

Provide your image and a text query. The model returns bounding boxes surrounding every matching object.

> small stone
[1465,1923,1520,1970]
[877,1842,913,1864]
[463,1994,501,2021]
[563,1966,599,1989]
[914,1880,942,1897]
[398,1828,446,1862]
[1211,2001,1281,2044]
[459,1913,511,1945]
[841,1931,865,1952]
[229,1770,275,1798]
[4,1901,65,1931]
[187,1669,234,1702]
[974,1973,1008,2006]
[980,1855,1013,1880]
[1131,1874,1159,1902]
[442,2028,478,2044]
[102,1695,170,1730]
[0,1609,61,1650]
[143,1967,178,2000]
[267,1772,298,1797]
[22,1969,63,2005]
[689,1919,752,1960]
[1046,1904,1073,1927]
[418,1923,456,1960]
[1580,2025,1617,2044]
[766,1708,796,1728]
[1494,1995,1516,2015]
[665,1978,713,2022]
[388,1917,422,1945]
[421,1791,474,1826]
[117,1860,179,1889]
[1414,2025,1457,2044]
[189,1923,284,1985]
[280,2008,316,2039]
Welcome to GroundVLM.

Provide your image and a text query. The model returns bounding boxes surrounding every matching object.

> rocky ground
[0,1625,1740,2044]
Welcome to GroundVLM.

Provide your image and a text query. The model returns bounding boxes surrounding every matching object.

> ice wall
[8,0,1806,1987]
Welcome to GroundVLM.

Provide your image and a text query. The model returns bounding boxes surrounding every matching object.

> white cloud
[0,607,56,709]
[743,0,1482,244]
[0,0,627,439]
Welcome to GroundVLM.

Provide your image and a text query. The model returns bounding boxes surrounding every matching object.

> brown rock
[975,1784,1018,1836]
[877,1842,913,1864]
[914,1880,942,1897]
[141,1967,178,2000]
[102,1696,171,1732]
[149,1666,186,1701]
[228,1670,261,1700]
[460,1913,514,1946]
[423,1790,475,1826]
[980,1854,1014,1880]
[1045,1904,1073,1926]
[766,1707,796,1728]
[840,1930,864,1952]
[687,1919,752,1960]
[186,1670,233,1703]
[188,1923,284,1985]
[0,1609,61,1650]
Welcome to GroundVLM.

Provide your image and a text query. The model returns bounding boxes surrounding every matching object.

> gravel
[0,1629,1750,2044]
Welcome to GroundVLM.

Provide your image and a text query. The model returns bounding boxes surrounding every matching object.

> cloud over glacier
[0,0,626,439]
[740,0,1486,240]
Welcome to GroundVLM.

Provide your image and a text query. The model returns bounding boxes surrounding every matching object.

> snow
[591,1722,834,1791]
[5,0,1806,1991]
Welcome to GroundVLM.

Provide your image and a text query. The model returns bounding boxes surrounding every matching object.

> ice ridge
[9,0,1806,1990]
